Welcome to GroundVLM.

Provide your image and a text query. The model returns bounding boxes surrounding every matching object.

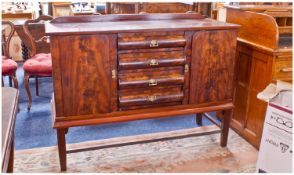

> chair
[2,21,18,89]
[22,15,53,110]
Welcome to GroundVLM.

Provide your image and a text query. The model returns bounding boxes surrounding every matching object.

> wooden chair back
[23,15,53,58]
[2,21,15,58]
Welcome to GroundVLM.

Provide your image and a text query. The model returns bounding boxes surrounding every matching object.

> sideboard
[46,13,239,171]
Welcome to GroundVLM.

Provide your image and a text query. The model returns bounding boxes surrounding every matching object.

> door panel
[189,30,237,104]
[52,34,117,116]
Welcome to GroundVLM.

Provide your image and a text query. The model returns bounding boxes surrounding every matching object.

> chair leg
[9,76,12,87]
[11,73,18,89]
[196,113,203,126]
[24,73,32,111]
[35,77,39,96]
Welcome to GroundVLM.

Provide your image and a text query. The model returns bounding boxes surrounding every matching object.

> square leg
[220,109,232,147]
[57,128,67,171]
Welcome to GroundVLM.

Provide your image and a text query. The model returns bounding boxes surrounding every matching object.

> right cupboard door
[189,30,237,104]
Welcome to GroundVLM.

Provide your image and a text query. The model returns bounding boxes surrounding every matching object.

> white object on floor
[256,81,292,173]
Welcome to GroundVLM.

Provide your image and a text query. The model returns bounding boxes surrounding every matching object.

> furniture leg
[8,76,12,87]
[57,128,67,172]
[2,76,4,87]
[35,77,39,96]
[11,74,18,89]
[65,128,69,134]
[24,73,32,111]
[7,139,14,172]
[220,109,232,147]
[196,113,203,126]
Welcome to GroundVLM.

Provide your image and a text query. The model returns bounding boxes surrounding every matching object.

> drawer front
[118,31,186,50]
[117,31,189,110]
[119,102,182,111]
[119,86,184,108]
[273,57,292,81]
[118,48,185,70]
[119,67,184,89]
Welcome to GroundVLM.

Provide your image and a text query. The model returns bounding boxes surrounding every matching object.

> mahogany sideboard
[45,13,239,171]
[226,5,292,149]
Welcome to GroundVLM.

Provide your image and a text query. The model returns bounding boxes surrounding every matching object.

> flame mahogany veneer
[45,13,239,171]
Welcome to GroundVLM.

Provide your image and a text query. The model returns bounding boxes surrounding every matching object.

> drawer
[118,31,186,50]
[120,102,182,111]
[119,86,184,107]
[118,48,185,70]
[119,67,184,89]
[273,58,292,81]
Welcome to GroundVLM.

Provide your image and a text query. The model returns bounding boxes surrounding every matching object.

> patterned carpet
[14,127,258,173]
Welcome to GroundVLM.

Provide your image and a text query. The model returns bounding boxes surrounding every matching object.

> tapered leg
[196,113,203,126]
[57,128,67,172]
[65,128,69,134]
[35,77,39,96]
[11,74,18,89]
[220,109,232,147]
[24,73,32,111]
[7,139,14,172]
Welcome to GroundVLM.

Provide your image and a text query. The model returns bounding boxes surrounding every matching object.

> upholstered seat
[2,56,18,75]
[23,53,52,76]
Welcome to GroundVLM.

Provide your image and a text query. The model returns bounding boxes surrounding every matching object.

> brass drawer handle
[281,68,292,72]
[149,79,157,86]
[147,95,157,102]
[150,40,159,47]
[149,59,159,66]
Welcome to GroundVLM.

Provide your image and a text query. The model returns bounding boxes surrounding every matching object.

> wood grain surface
[189,30,237,104]
[51,34,117,116]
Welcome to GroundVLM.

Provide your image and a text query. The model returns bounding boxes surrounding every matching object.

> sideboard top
[45,13,239,35]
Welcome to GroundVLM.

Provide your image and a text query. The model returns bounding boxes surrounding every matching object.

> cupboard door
[189,30,237,104]
[51,34,117,117]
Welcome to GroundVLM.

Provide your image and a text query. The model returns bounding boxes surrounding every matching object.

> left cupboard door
[50,34,118,117]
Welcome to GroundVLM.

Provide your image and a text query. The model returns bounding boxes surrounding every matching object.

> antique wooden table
[1,87,19,173]
[46,13,239,171]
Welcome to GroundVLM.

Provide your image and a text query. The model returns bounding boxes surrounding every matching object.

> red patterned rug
[14,126,258,173]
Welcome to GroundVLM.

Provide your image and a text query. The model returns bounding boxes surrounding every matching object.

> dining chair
[2,21,18,89]
[22,15,53,110]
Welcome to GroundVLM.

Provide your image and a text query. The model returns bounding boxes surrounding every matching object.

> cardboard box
[256,82,292,173]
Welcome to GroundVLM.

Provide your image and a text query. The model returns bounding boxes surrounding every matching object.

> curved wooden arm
[2,21,15,58]
[23,15,53,57]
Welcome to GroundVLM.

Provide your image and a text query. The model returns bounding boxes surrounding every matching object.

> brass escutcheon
[184,64,189,73]
[112,70,116,79]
